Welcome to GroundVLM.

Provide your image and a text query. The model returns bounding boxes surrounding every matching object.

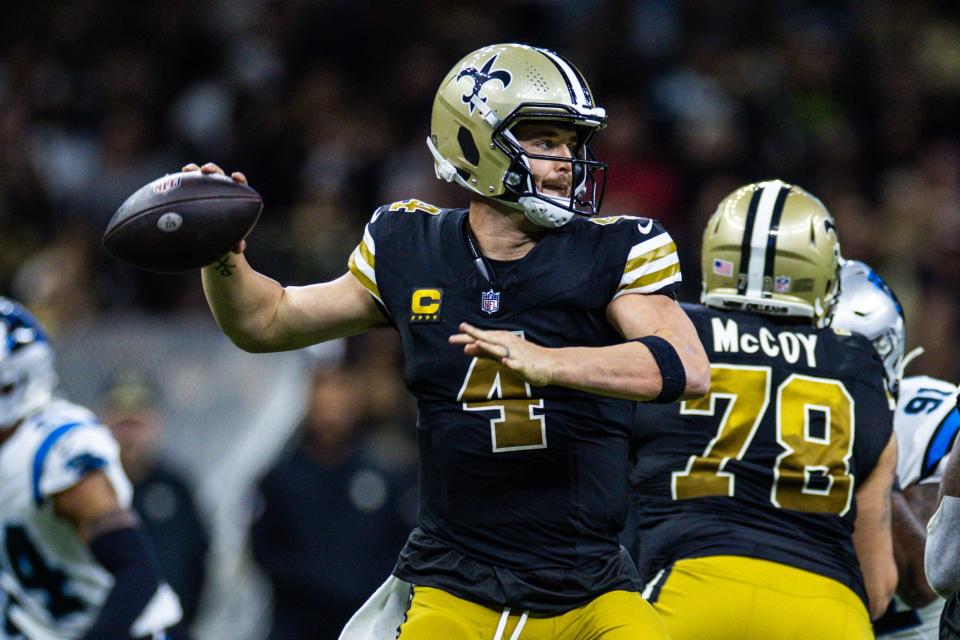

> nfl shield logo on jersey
[481,290,500,314]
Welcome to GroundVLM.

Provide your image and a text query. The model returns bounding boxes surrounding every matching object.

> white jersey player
[0,298,181,639]
[873,374,956,639]
[833,261,947,639]
[894,376,958,490]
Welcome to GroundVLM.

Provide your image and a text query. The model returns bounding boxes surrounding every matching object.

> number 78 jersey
[630,304,893,607]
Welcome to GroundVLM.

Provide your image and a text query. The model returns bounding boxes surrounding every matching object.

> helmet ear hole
[457,127,480,166]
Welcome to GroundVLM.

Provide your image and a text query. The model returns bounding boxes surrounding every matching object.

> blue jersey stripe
[32,422,83,505]
[921,409,960,481]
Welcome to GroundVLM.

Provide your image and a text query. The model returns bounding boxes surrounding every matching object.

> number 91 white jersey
[0,399,181,639]
[894,376,959,490]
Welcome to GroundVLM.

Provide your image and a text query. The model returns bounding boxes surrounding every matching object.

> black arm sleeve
[80,525,163,640]
[632,335,686,403]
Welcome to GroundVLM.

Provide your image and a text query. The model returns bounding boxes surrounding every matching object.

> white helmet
[831,260,905,396]
[0,298,57,431]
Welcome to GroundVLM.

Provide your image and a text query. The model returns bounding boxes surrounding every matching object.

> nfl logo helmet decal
[481,289,501,315]
[775,275,792,293]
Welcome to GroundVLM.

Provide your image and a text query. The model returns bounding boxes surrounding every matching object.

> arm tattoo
[214,256,235,277]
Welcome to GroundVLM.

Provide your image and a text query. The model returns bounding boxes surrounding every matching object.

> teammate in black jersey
[630,180,898,640]
[192,43,709,640]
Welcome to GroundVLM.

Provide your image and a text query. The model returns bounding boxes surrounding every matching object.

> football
[103,171,263,273]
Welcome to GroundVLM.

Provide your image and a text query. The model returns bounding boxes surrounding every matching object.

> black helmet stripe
[536,48,579,105]
[761,185,791,298]
[737,182,791,298]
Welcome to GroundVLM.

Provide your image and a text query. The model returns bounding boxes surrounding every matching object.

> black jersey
[347,200,681,614]
[630,304,893,606]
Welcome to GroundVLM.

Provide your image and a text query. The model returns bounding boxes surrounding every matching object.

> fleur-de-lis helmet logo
[456,55,512,114]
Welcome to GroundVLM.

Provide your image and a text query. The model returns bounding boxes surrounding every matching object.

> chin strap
[512,147,575,228]
[425,136,460,183]
[899,346,925,379]
[517,196,573,228]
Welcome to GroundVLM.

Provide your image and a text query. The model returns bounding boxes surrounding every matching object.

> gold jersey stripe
[618,261,681,292]
[348,248,382,302]
[623,241,677,275]
[357,237,376,269]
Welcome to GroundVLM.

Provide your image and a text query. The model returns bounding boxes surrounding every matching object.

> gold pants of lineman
[397,585,670,640]
[649,555,874,640]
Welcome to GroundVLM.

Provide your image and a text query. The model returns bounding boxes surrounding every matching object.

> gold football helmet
[427,43,607,228]
[701,180,841,324]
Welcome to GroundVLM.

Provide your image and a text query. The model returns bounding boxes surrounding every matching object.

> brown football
[103,171,262,273]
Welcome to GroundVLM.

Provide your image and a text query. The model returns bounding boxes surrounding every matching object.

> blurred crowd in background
[2,0,960,637]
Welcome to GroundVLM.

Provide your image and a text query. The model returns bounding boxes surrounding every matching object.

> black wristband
[632,336,686,404]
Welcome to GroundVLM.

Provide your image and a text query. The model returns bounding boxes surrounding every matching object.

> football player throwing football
[194,43,709,640]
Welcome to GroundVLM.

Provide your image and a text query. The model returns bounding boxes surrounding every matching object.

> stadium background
[1,0,959,637]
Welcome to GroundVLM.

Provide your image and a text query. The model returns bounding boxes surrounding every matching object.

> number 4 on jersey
[457,334,546,452]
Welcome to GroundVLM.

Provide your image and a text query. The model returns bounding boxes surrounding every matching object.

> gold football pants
[647,555,873,640]
[397,585,670,640]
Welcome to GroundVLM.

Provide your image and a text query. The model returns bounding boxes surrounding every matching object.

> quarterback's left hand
[450,323,555,386]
